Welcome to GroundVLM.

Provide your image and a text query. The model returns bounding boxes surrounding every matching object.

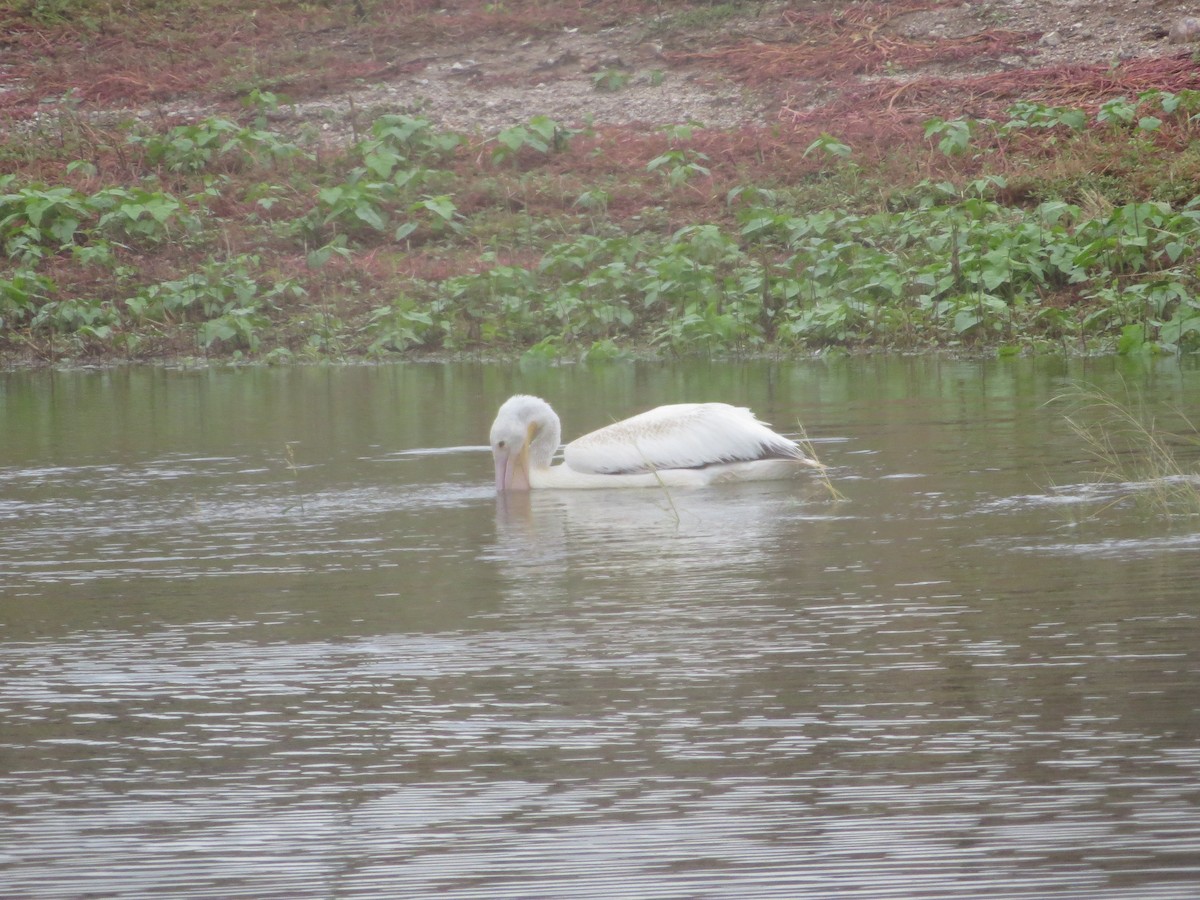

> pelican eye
[496,439,506,449]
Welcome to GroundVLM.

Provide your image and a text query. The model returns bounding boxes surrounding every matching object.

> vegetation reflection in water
[0,357,1198,900]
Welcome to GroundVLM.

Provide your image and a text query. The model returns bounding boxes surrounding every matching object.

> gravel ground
[14,2,1200,139]
[260,0,1200,138]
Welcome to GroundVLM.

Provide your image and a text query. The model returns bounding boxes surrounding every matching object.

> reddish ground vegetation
[0,0,662,114]
[786,52,1200,127]
[668,1,1033,85]
[2,0,1192,147]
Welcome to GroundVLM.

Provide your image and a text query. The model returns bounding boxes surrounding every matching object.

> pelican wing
[563,403,804,475]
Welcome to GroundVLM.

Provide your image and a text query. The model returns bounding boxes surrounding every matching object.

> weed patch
[1054,383,1200,518]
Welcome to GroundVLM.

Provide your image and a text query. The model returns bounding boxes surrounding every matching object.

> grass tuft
[794,422,846,503]
[1052,382,1200,518]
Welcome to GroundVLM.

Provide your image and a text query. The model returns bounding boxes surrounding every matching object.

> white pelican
[490,394,820,490]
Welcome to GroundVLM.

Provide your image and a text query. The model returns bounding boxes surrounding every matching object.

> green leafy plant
[313,175,396,236]
[0,268,56,329]
[1097,96,1138,128]
[803,133,853,160]
[358,114,461,177]
[591,69,631,92]
[646,148,711,189]
[92,187,195,244]
[0,183,91,262]
[8,72,1200,364]
[923,117,977,156]
[491,116,578,166]
[129,117,307,173]
[198,306,269,353]
[395,194,463,242]
[366,295,438,354]
[1002,101,1087,132]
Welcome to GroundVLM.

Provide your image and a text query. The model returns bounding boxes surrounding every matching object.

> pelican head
[489,395,562,491]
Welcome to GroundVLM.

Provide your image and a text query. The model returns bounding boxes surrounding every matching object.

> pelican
[489,394,820,490]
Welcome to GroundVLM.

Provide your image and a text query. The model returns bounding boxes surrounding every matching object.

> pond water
[1,357,1198,899]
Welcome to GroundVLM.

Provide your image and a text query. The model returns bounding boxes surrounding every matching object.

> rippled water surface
[2,358,1199,899]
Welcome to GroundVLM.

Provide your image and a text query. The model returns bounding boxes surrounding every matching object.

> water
[1,358,1198,899]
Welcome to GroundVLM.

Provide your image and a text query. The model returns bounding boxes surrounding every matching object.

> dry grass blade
[794,422,846,503]
[1051,382,1200,518]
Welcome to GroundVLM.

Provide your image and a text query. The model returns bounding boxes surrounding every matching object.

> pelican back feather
[563,402,805,475]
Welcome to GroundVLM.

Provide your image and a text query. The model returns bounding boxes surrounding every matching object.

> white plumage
[489,394,819,491]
